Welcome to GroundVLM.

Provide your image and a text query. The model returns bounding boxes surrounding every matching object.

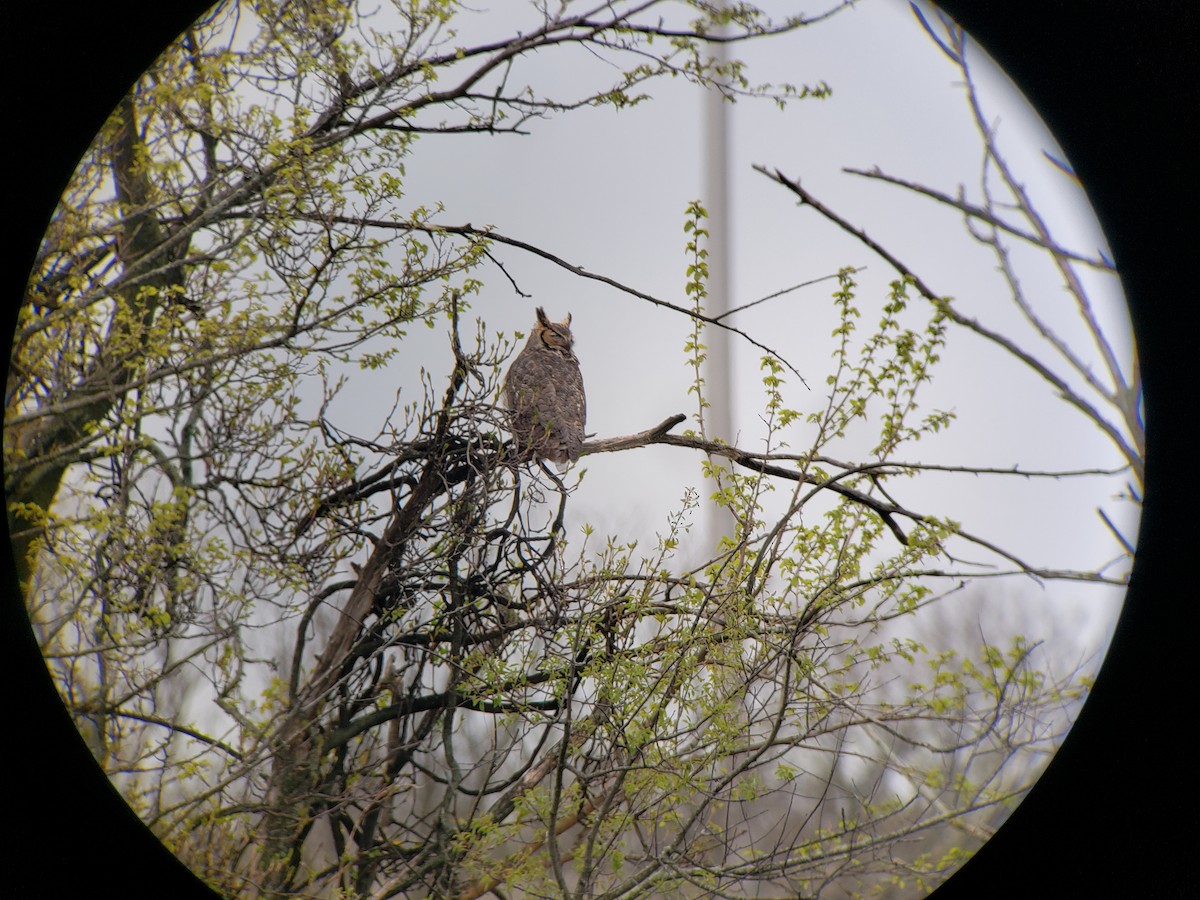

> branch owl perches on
[504,307,586,467]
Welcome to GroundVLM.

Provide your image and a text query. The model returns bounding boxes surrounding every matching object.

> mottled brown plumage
[504,307,586,467]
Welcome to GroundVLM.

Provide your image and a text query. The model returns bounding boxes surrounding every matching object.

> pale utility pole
[703,15,737,548]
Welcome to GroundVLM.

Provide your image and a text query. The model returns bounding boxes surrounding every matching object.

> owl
[504,307,586,467]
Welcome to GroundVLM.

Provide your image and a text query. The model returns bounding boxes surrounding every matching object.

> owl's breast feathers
[504,347,585,465]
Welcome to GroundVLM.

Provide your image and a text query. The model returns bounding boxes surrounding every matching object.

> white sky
[16,4,1141,878]
[312,0,1135,665]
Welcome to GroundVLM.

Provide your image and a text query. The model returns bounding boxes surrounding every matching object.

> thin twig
[247,210,809,384]
[579,414,1117,582]
[753,164,1144,485]
[713,267,865,322]
[842,166,1113,271]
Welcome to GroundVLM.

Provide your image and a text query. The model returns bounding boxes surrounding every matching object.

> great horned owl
[504,307,586,467]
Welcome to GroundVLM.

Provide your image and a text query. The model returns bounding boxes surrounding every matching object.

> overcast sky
[293,0,1136,671]
[31,0,1138,795]
[12,0,1128,714]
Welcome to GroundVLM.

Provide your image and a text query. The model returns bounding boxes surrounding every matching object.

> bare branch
[754,165,1144,485]
[842,165,1113,271]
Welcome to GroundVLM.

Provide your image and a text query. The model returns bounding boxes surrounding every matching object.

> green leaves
[683,200,714,427]
[811,268,955,458]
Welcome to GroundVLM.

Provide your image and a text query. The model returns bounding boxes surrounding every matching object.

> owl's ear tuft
[536,307,550,327]
[564,313,571,327]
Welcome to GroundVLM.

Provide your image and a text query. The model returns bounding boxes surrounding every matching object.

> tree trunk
[8,92,186,598]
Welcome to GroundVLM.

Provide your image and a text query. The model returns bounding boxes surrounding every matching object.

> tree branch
[239,209,809,384]
[754,165,1144,485]
[581,414,1123,584]
[842,165,1113,271]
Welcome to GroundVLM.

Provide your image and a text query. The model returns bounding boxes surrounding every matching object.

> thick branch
[7,93,188,597]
